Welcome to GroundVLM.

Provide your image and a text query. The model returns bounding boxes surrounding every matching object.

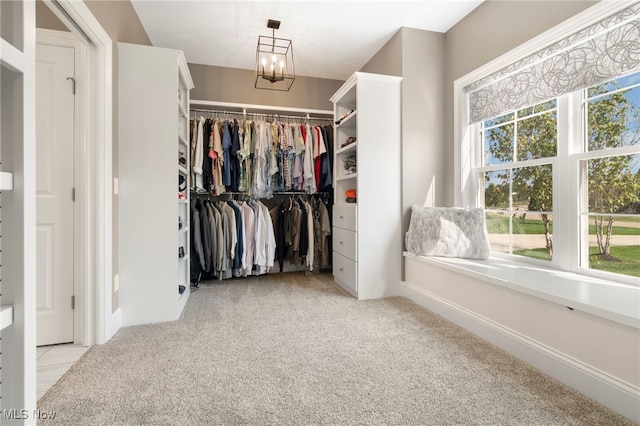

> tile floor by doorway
[37,343,90,400]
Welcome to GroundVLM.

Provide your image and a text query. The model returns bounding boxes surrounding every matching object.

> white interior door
[36,43,75,346]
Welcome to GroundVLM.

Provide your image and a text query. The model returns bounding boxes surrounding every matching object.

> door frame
[41,0,117,345]
[36,28,83,345]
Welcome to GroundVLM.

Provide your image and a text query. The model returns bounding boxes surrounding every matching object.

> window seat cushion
[405,206,491,260]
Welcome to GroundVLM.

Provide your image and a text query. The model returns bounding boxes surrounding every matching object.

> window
[480,100,557,260]
[581,73,640,279]
[472,73,640,282]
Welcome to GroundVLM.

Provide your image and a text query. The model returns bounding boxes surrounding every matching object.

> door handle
[66,77,76,95]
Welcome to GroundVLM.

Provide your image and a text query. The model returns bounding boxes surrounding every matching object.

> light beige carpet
[38,272,633,425]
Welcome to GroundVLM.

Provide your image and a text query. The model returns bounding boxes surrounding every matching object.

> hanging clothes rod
[191,190,330,197]
[190,108,333,123]
[190,99,333,116]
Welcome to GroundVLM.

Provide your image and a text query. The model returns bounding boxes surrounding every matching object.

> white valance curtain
[464,2,640,124]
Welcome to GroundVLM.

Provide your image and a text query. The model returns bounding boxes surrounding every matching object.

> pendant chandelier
[255,19,295,91]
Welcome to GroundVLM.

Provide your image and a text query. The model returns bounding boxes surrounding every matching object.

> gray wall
[360,27,446,244]
[189,63,343,112]
[84,1,151,46]
[361,1,598,213]
[360,30,403,77]
[443,0,599,205]
[36,0,68,31]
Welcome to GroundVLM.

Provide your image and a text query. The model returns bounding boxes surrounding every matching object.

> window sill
[403,251,640,329]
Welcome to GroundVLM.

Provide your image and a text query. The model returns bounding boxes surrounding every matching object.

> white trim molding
[42,0,116,345]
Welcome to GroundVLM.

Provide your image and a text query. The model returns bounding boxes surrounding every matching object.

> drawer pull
[339,240,344,245]
[339,267,344,272]
[339,215,344,219]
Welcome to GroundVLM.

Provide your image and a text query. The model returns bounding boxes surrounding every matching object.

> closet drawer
[333,252,357,294]
[333,204,357,231]
[332,227,357,261]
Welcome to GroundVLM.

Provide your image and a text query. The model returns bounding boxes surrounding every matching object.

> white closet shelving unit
[1,0,37,418]
[118,42,194,326]
[330,72,402,300]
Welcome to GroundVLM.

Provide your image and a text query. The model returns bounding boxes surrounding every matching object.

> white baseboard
[396,279,640,423]
[107,308,121,343]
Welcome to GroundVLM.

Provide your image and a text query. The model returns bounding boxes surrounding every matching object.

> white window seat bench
[403,251,640,329]
[399,251,640,422]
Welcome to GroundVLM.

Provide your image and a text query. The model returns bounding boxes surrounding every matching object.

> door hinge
[71,295,75,310]
[72,187,76,202]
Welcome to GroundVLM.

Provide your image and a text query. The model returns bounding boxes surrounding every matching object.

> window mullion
[556,92,584,272]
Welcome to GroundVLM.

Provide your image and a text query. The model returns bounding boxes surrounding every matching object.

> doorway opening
[37,0,116,347]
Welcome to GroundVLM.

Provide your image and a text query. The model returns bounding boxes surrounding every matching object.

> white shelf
[336,173,357,182]
[330,72,402,301]
[1,305,14,330]
[178,134,188,147]
[1,39,26,72]
[178,165,188,175]
[336,142,357,155]
[0,171,14,190]
[337,110,357,128]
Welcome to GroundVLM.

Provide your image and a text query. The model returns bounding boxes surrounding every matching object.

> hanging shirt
[202,119,213,192]
[313,126,327,192]
[230,120,241,192]
[252,121,274,199]
[238,120,251,193]
[280,123,294,190]
[198,200,212,273]
[319,126,333,191]
[302,200,315,271]
[238,201,255,276]
[191,202,205,270]
[303,124,316,194]
[211,203,225,276]
[222,121,232,187]
[292,125,305,191]
[211,120,225,195]
[193,117,205,190]
[205,202,218,277]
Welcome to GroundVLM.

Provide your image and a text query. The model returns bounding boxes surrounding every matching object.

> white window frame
[454,0,640,287]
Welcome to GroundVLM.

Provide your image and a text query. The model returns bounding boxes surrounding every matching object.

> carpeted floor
[38,272,633,425]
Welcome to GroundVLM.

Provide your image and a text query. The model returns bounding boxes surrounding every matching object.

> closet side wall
[35,0,68,31]
[188,63,343,112]
[360,27,446,279]
[83,0,151,45]
[359,29,403,78]
[443,0,599,205]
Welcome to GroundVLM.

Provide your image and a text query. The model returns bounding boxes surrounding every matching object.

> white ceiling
[130,0,484,81]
